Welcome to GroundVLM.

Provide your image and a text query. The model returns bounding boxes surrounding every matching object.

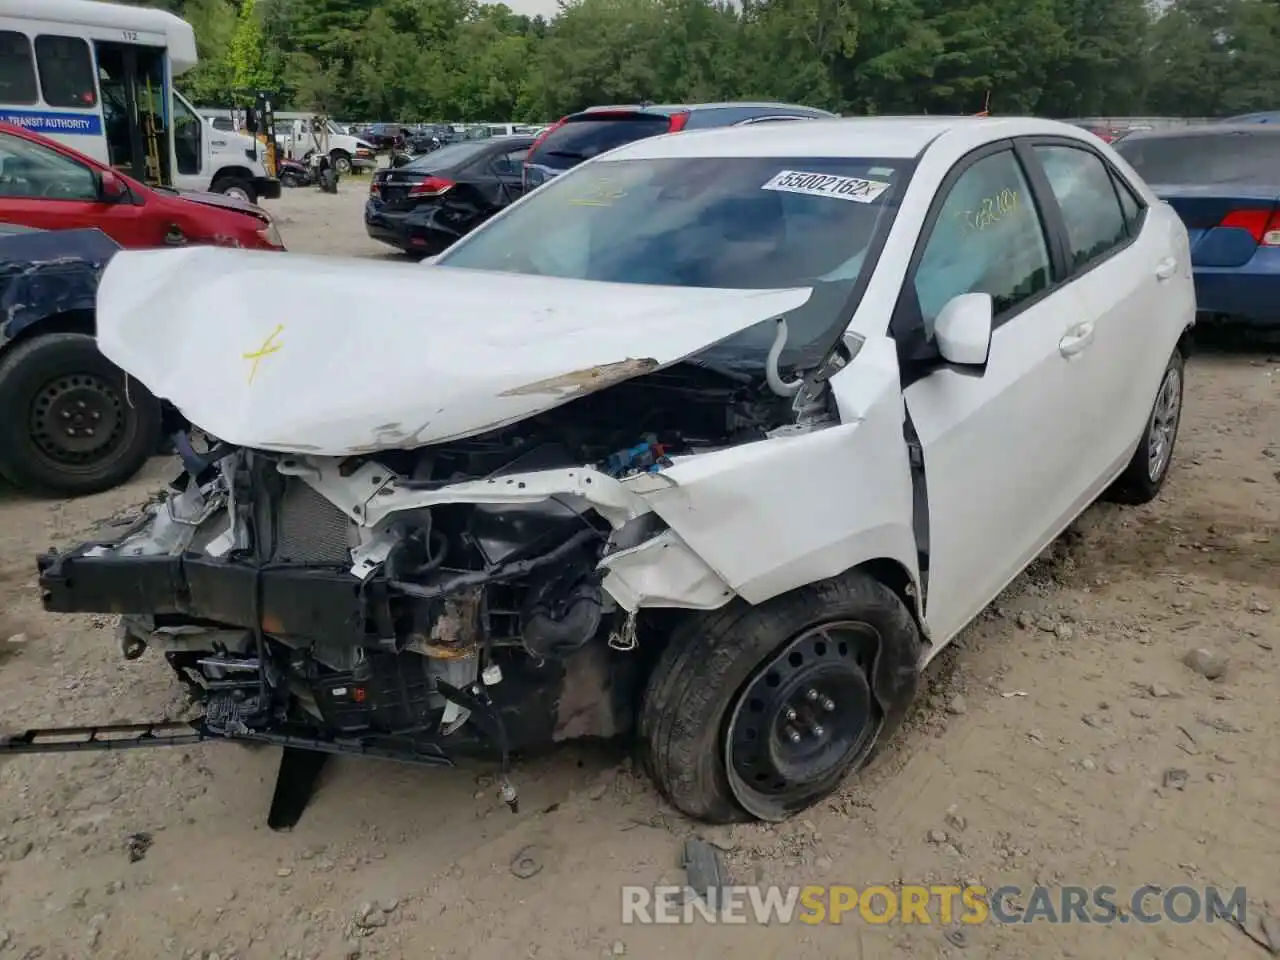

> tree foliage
[122,0,1280,120]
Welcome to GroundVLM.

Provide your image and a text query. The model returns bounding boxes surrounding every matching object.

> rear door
[1020,138,1187,488]
[523,112,671,189]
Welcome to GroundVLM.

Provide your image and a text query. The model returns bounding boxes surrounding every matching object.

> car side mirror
[98,170,130,203]
[934,292,993,366]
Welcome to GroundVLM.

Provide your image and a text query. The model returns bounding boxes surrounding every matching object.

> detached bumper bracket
[1,716,456,830]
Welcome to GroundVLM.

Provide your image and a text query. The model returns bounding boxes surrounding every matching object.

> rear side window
[1111,171,1144,235]
[1114,133,1280,186]
[1033,145,1128,268]
[528,116,671,170]
[403,140,491,173]
[0,31,37,105]
[35,35,97,108]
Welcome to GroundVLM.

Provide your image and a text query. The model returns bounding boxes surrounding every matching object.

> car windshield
[438,155,911,371]
[1115,132,1280,185]
[403,141,491,172]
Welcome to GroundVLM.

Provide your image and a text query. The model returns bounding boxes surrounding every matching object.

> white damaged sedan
[28,116,1195,827]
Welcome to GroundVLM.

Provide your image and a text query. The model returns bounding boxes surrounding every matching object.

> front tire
[0,333,162,496]
[330,151,352,175]
[214,177,256,203]
[639,572,922,824]
[1106,348,1185,505]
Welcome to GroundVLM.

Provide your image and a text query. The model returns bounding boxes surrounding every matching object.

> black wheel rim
[725,621,879,820]
[29,372,127,467]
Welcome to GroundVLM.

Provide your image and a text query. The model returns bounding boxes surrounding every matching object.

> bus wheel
[0,333,161,497]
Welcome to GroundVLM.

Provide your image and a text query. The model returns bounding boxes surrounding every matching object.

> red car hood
[171,189,270,222]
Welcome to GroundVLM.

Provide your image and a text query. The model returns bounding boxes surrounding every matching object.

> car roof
[603,115,1088,161]
[1118,123,1280,142]
[577,102,835,117]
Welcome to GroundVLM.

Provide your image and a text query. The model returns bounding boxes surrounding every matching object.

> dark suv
[522,102,836,190]
[364,123,411,152]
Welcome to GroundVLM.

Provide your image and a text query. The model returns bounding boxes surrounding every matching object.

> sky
[490,0,563,17]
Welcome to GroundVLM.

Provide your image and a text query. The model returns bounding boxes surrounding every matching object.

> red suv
[0,122,285,250]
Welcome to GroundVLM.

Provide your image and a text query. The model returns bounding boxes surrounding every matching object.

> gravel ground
[0,181,1277,960]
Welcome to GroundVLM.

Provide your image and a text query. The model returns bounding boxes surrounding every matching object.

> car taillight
[369,177,380,196]
[257,221,285,249]
[408,176,455,198]
[1220,208,1280,246]
[667,111,691,132]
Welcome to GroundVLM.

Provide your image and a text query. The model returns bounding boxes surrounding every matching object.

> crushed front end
[32,362,814,821]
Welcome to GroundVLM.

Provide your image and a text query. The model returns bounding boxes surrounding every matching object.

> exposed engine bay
[35,357,840,817]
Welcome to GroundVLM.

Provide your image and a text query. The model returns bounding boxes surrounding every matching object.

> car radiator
[254,477,354,564]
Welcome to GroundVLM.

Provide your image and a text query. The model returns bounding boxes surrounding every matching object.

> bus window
[34,35,97,108]
[0,31,38,105]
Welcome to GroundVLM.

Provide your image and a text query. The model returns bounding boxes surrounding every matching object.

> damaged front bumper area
[33,441,735,798]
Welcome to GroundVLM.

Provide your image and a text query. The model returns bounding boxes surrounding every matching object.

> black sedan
[364,135,534,256]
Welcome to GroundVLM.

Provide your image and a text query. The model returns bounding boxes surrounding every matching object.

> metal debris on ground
[944,927,969,948]
[510,844,544,879]
[681,838,728,905]
[125,831,153,863]
[1162,768,1189,791]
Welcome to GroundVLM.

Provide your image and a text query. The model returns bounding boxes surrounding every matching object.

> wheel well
[1176,324,1194,359]
[330,147,351,157]
[211,166,253,187]
[3,308,94,349]
[856,557,922,625]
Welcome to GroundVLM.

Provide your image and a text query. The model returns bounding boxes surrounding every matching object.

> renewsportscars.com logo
[621,884,1249,926]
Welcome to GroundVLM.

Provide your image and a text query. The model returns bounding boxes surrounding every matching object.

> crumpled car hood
[95,247,811,455]
[174,189,270,222]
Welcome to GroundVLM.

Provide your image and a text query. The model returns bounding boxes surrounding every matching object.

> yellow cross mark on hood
[244,323,285,384]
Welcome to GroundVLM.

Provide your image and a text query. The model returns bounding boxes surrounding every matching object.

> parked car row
[364,100,836,255]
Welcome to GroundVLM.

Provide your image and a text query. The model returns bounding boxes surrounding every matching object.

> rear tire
[639,572,922,824]
[0,333,161,497]
[1105,348,1184,505]
[279,171,301,188]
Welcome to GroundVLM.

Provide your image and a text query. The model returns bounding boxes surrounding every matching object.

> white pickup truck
[274,117,377,174]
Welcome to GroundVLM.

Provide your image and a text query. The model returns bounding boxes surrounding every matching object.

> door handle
[1155,257,1178,280]
[1059,321,1095,357]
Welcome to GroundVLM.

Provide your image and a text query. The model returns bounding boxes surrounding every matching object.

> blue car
[1217,111,1280,124]
[1115,124,1280,327]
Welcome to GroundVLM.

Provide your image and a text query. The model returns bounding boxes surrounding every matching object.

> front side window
[913,149,1051,334]
[1034,145,1128,268]
[171,93,202,176]
[490,148,528,178]
[440,155,911,371]
[0,31,38,105]
[34,35,97,108]
[0,130,97,200]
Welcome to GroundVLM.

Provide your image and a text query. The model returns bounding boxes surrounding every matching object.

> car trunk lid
[1153,185,1280,268]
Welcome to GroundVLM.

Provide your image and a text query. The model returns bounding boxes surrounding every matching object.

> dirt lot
[0,180,1277,960]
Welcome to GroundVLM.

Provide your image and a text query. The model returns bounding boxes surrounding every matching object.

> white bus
[0,0,279,202]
